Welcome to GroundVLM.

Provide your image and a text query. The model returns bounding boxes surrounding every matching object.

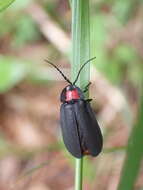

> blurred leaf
[128,63,143,87]
[68,0,71,7]
[113,0,138,24]
[117,92,143,190]
[83,157,96,182]
[9,0,32,10]
[115,45,137,63]
[12,15,41,47]
[111,44,141,85]
[0,13,40,48]
[0,14,14,36]
[0,135,12,156]
[0,0,15,12]
[102,59,122,84]
[95,44,140,85]
[91,14,107,49]
[90,14,107,69]
[0,56,28,92]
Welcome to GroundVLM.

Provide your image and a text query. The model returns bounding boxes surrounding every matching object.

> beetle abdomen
[60,100,103,158]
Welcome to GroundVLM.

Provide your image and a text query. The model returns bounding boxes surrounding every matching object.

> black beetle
[45,57,103,158]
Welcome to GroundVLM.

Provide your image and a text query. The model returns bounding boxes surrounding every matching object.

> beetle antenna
[73,57,96,85]
[45,59,72,85]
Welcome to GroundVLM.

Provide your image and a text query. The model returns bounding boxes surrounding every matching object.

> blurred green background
[0,0,143,190]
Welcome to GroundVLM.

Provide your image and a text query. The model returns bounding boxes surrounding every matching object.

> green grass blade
[117,93,143,190]
[71,0,90,89]
[71,0,90,190]
[0,0,15,12]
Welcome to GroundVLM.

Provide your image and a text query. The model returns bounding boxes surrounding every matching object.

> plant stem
[71,0,90,190]
[71,0,90,89]
[75,158,83,190]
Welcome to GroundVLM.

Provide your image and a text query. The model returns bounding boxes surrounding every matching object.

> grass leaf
[0,56,28,92]
[117,92,143,190]
[71,0,90,91]
[71,1,90,190]
[0,0,15,12]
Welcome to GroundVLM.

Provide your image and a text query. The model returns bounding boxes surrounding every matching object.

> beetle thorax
[66,88,80,101]
[60,85,84,103]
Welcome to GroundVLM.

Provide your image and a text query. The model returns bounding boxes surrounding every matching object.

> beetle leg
[83,82,91,93]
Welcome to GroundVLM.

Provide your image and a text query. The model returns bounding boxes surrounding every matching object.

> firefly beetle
[45,57,103,158]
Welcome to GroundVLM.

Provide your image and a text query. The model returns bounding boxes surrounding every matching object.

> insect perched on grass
[45,57,103,158]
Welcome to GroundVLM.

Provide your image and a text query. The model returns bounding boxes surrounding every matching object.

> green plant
[71,0,90,189]
[0,56,28,92]
[117,91,143,190]
[0,0,16,12]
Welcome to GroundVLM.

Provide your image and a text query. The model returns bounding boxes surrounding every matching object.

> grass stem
[71,0,90,189]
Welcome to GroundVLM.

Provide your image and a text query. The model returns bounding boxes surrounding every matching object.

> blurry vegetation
[0,0,143,190]
[118,94,143,190]
[0,0,16,12]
